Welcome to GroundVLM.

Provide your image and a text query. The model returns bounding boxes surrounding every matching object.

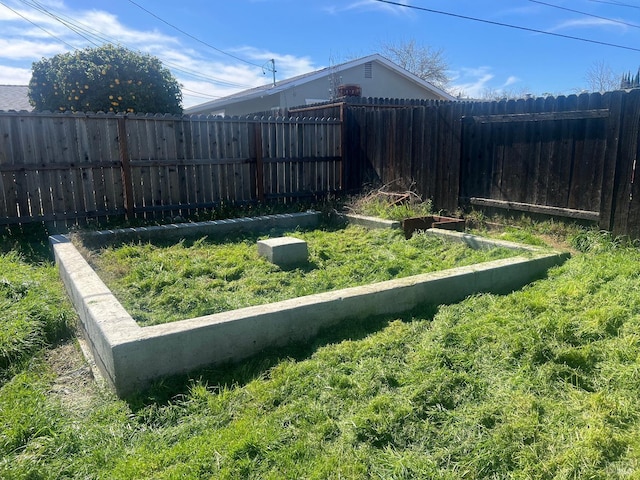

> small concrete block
[258,236,308,267]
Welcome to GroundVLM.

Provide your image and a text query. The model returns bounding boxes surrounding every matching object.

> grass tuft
[7,213,640,478]
[89,225,516,326]
[0,252,74,381]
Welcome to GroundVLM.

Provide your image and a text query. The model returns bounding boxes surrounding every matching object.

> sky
[0,0,639,108]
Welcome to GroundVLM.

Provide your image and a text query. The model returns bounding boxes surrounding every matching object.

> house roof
[0,85,32,111]
[186,54,455,114]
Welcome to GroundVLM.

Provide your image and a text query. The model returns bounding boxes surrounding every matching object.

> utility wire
[181,86,222,99]
[529,0,640,29]
[20,0,102,47]
[127,0,271,71]
[373,0,640,52]
[585,0,640,9]
[21,0,115,46]
[0,0,79,49]
[15,0,254,89]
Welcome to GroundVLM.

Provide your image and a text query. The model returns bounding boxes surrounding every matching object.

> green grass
[7,218,640,478]
[0,252,74,383]
[88,225,518,326]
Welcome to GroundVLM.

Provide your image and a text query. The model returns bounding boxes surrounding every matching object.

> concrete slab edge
[424,228,546,252]
[51,214,570,397]
[76,211,322,249]
[339,213,401,229]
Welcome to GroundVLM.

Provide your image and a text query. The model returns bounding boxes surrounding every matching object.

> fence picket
[4,96,640,239]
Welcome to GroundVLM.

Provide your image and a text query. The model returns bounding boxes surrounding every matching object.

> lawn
[3,219,640,479]
[86,225,519,326]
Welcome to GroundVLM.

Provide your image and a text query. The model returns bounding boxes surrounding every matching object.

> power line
[0,0,78,49]
[127,0,270,71]
[529,0,640,29]
[20,0,101,47]
[373,0,640,52]
[585,0,640,9]
[181,87,223,99]
[14,0,254,90]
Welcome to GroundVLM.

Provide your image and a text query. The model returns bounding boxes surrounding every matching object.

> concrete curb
[51,213,569,397]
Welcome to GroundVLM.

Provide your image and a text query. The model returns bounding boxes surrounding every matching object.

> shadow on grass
[0,224,56,264]
[126,302,439,410]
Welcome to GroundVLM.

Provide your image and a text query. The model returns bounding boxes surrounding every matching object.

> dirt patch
[46,338,101,415]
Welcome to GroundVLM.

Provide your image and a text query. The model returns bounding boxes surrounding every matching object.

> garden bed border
[50,212,569,397]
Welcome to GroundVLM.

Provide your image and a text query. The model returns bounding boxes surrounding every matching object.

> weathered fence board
[0,112,341,226]
[295,92,640,238]
[5,91,640,240]
[459,93,609,222]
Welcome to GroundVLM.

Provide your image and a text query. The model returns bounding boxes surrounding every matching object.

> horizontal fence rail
[0,112,342,226]
[4,91,640,239]
[295,91,640,239]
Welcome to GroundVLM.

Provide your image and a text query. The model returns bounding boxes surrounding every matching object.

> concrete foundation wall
[51,212,569,397]
[77,212,322,249]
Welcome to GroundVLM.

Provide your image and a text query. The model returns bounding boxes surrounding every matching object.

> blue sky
[0,0,639,107]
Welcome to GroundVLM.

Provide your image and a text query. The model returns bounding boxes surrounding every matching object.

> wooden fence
[293,91,640,238]
[0,112,342,226]
[5,91,640,239]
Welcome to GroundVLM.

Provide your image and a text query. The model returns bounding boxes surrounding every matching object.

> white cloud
[550,17,623,32]
[0,0,319,108]
[324,0,412,16]
[449,66,495,98]
[0,65,32,84]
[178,52,318,108]
[448,67,527,99]
[503,76,519,87]
[0,39,66,59]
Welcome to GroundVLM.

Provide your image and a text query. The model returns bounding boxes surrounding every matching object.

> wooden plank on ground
[470,197,599,220]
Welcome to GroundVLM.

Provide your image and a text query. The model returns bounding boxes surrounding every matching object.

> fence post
[339,102,346,191]
[254,121,265,201]
[117,116,135,219]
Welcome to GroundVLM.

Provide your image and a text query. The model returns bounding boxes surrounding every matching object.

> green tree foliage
[28,44,182,114]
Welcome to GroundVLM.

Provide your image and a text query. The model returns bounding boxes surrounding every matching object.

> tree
[29,44,182,114]
[479,86,534,101]
[380,39,450,90]
[585,60,620,93]
[621,68,640,89]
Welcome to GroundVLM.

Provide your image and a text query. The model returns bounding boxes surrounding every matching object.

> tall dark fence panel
[324,93,640,238]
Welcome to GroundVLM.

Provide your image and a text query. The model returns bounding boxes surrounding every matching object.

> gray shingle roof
[0,85,31,111]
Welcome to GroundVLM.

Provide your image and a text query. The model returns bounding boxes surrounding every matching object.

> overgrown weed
[344,183,434,220]
[89,225,515,326]
[7,208,640,478]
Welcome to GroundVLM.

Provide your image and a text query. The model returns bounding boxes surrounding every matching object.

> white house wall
[193,61,447,117]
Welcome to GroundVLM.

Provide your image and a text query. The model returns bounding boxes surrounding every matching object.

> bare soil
[45,337,102,414]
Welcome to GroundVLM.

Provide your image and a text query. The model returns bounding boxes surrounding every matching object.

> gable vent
[364,62,372,79]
